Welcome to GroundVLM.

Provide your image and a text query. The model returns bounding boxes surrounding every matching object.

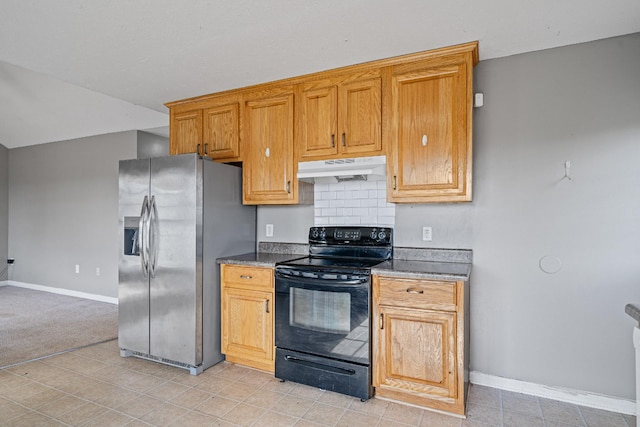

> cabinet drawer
[377,277,457,311]
[221,265,273,289]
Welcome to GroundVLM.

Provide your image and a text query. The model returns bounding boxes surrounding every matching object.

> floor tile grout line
[0,337,118,370]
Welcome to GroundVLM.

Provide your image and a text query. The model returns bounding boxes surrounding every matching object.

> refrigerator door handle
[139,196,150,278]
[148,195,159,278]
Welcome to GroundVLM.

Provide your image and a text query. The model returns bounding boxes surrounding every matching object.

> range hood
[297,155,387,183]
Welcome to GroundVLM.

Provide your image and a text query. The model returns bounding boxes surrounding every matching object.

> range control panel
[309,226,392,246]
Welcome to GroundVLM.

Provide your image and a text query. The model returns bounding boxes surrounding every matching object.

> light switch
[266,224,274,237]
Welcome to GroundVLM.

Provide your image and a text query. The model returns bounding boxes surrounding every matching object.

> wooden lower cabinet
[220,264,274,372]
[373,275,469,416]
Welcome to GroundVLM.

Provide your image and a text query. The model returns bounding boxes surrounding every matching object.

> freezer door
[149,154,202,365]
[118,158,151,354]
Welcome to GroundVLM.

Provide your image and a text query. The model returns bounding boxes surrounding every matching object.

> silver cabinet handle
[393,175,397,190]
[331,134,335,148]
[406,288,424,294]
[341,132,346,147]
[286,181,291,193]
[139,196,149,278]
[148,195,159,278]
[240,275,252,279]
[203,143,209,155]
[196,143,201,155]
[380,313,384,330]
[265,300,270,313]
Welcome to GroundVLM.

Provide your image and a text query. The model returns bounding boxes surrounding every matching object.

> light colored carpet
[0,285,118,368]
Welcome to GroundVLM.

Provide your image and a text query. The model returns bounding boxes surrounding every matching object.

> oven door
[275,267,370,365]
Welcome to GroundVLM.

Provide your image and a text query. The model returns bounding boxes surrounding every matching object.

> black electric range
[274,226,393,400]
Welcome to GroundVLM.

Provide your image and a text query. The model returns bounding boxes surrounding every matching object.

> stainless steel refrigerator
[118,154,256,375]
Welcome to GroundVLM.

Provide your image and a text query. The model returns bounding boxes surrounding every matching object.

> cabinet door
[203,101,240,160]
[298,85,338,158]
[221,287,273,366]
[389,59,472,202]
[243,91,297,204]
[170,110,203,155]
[375,305,457,400]
[338,77,382,155]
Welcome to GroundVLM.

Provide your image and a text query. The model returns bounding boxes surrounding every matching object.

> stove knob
[370,229,377,239]
[319,228,326,240]
[378,231,386,241]
[311,228,319,238]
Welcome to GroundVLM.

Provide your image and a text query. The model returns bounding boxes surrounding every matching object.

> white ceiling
[1,0,639,149]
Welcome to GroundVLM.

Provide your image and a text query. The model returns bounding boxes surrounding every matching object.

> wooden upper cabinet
[387,49,476,203]
[202,95,241,161]
[168,95,241,161]
[298,84,337,158]
[340,77,382,155]
[297,72,382,159]
[166,41,478,204]
[170,109,202,156]
[242,88,298,204]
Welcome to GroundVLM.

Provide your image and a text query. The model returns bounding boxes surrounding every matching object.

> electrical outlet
[266,224,274,237]
[75,264,80,274]
[96,267,100,276]
[422,226,433,242]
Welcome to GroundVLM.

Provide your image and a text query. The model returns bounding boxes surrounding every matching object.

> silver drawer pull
[240,275,253,279]
[406,288,424,294]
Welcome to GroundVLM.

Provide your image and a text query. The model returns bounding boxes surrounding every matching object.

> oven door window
[290,287,350,334]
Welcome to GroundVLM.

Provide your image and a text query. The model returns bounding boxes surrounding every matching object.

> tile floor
[0,339,635,426]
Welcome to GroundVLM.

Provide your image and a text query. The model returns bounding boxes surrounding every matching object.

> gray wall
[257,33,640,400]
[8,131,137,298]
[0,143,8,280]
[136,130,169,159]
[257,205,314,243]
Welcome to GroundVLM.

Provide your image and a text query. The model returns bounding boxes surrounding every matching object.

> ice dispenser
[123,216,140,256]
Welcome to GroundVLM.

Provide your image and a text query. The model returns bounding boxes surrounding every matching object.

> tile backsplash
[313,179,395,226]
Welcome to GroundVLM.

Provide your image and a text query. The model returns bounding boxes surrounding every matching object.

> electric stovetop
[278,256,386,269]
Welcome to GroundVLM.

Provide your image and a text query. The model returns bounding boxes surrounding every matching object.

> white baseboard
[470,371,636,416]
[4,280,118,305]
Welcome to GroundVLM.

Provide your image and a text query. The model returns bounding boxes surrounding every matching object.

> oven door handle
[283,355,357,376]
[275,272,369,286]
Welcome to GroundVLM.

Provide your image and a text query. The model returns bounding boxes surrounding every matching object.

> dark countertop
[216,252,305,268]
[626,304,640,327]
[371,259,472,281]
[217,244,472,281]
